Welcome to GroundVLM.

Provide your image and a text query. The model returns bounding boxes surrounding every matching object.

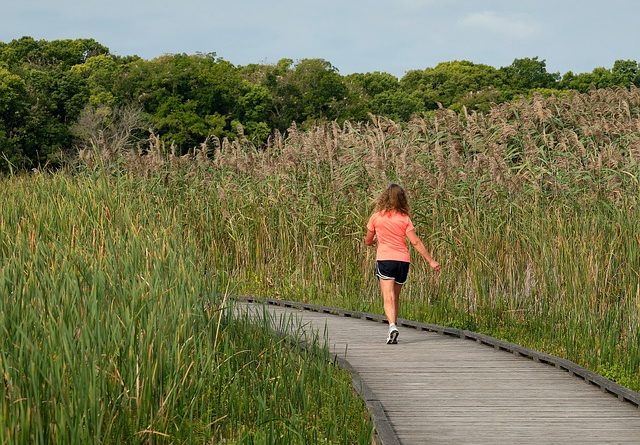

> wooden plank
[236,301,640,445]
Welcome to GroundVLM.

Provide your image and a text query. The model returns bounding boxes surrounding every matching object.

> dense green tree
[370,90,423,121]
[500,57,560,94]
[71,54,122,106]
[236,84,273,143]
[18,67,89,165]
[345,72,399,97]
[0,36,109,69]
[341,72,403,121]
[0,38,109,170]
[154,98,227,148]
[112,53,250,150]
[266,58,348,129]
[0,68,29,170]
[0,58,91,169]
[237,84,272,122]
[612,60,640,86]
[559,67,617,92]
[401,61,503,111]
[239,62,275,85]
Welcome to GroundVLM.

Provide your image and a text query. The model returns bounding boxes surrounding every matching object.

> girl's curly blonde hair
[376,183,409,215]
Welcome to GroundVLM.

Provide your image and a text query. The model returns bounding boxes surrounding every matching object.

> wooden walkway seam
[235,296,640,445]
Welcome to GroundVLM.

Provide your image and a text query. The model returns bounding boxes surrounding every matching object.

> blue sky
[1,0,638,77]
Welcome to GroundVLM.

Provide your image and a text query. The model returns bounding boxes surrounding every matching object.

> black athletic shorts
[375,260,410,285]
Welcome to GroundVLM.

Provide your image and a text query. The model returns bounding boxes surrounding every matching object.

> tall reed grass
[75,87,640,390]
[3,86,639,442]
[0,173,372,443]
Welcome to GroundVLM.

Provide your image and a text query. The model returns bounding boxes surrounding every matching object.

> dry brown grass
[70,88,640,391]
[78,87,640,202]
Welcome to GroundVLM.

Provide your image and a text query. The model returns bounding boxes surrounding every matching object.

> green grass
[187,165,640,392]
[3,86,640,442]
[0,172,373,444]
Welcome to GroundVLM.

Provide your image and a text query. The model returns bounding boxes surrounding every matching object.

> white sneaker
[386,327,399,344]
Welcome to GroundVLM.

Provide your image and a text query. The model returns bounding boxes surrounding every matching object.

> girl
[365,184,440,344]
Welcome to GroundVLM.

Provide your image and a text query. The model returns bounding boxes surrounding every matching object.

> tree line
[1,36,640,171]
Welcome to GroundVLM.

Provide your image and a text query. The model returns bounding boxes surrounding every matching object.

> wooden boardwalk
[236,299,640,445]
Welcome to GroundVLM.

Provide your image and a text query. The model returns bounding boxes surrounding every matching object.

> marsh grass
[0,173,372,444]
[75,87,640,391]
[203,173,640,391]
[3,86,640,442]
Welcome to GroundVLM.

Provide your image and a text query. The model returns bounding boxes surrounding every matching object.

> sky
[1,0,638,77]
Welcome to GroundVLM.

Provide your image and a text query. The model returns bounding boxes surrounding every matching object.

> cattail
[30,230,36,253]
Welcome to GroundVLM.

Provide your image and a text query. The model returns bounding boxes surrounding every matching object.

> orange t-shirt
[366,210,414,262]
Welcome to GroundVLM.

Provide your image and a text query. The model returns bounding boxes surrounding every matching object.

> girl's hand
[364,229,376,246]
[429,260,441,272]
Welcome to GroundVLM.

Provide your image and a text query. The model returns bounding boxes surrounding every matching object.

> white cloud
[459,11,538,39]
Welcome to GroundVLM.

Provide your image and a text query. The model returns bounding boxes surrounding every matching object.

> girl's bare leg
[393,282,403,320]
[380,279,397,324]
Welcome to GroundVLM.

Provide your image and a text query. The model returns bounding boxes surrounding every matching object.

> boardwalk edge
[234,296,401,445]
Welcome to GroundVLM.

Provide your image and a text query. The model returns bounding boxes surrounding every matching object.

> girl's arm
[364,229,376,246]
[406,229,440,271]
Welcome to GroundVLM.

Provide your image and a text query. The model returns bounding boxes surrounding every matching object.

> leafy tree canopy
[500,57,560,93]
[2,37,640,171]
[401,60,503,110]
